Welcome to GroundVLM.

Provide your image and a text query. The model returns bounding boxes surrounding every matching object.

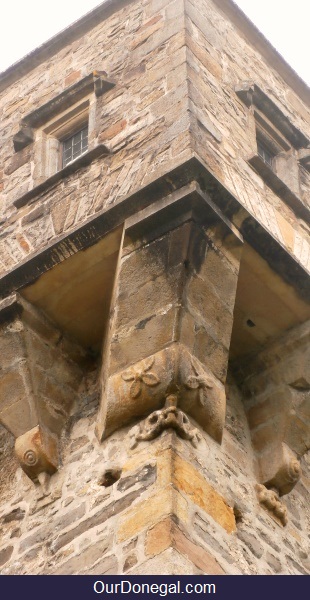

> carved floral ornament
[98,344,226,445]
[121,357,160,398]
[112,351,216,449]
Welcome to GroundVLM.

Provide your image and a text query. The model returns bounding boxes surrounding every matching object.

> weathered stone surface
[50,537,112,575]
[145,516,225,574]
[237,321,310,499]
[117,485,188,542]
[0,0,309,579]
[15,426,58,481]
[0,295,88,479]
[97,215,241,443]
[171,451,236,534]
[0,546,14,567]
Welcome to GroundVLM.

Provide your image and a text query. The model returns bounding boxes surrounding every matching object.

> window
[11,71,115,209]
[235,82,310,217]
[257,140,274,168]
[62,126,88,167]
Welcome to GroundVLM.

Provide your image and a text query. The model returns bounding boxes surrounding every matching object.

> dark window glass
[62,127,88,167]
[257,140,274,168]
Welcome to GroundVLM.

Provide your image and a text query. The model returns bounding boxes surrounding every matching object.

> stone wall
[0,368,309,575]
[0,0,309,576]
[0,0,191,274]
[0,0,309,275]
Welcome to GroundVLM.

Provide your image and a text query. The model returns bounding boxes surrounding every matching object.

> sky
[0,0,309,86]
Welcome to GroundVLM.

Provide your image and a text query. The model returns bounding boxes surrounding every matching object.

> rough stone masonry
[0,0,309,575]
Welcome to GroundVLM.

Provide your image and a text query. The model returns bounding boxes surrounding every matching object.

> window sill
[248,154,310,223]
[13,144,110,209]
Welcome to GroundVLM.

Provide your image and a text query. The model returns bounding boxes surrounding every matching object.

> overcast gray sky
[0,0,309,86]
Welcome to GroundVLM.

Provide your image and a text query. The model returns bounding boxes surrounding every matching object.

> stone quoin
[0,0,309,575]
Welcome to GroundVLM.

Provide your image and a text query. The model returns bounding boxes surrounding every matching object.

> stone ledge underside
[0,158,309,304]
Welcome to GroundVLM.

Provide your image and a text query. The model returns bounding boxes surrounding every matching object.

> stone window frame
[235,81,310,219]
[13,70,116,208]
[12,72,115,207]
[36,98,91,181]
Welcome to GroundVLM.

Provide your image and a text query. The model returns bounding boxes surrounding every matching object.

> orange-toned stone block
[172,452,236,533]
[145,518,172,556]
[117,486,188,542]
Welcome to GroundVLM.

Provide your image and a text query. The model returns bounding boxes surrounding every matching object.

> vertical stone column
[97,187,243,444]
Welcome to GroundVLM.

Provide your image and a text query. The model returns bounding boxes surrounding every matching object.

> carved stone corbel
[15,426,58,481]
[255,484,288,527]
[0,294,88,481]
[96,189,243,444]
[236,320,310,523]
[102,345,225,444]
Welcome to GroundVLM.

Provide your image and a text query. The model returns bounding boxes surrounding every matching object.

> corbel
[96,184,243,446]
[0,293,88,482]
[236,320,310,525]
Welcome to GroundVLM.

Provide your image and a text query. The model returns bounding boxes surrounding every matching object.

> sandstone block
[172,451,236,533]
[145,516,225,574]
[130,547,194,575]
[117,486,188,542]
[51,537,111,574]
[0,546,14,568]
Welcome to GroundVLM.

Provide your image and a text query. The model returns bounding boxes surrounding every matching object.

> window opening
[62,126,88,168]
[257,140,274,168]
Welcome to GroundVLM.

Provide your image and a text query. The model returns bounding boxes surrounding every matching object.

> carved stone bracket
[0,293,88,481]
[263,444,301,497]
[255,484,288,527]
[129,394,201,449]
[235,320,310,521]
[97,204,243,444]
[98,344,226,444]
[15,426,58,482]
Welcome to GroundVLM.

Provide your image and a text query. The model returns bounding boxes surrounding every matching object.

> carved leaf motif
[122,371,135,382]
[143,357,155,372]
[186,376,200,389]
[130,380,142,399]
[142,372,160,387]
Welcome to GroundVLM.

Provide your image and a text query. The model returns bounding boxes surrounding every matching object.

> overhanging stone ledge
[96,190,243,444]
[0,157,309,304]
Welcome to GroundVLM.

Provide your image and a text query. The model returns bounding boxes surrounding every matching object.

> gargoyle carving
[129,394,201,449]
[256,484,288,527]
[99,345,226,444]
